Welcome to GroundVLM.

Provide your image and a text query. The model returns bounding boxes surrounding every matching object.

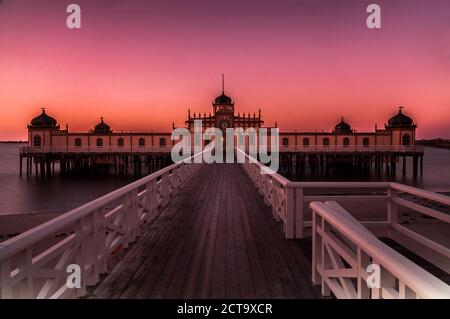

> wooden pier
[92,164,318,298]
[1,146,449,299]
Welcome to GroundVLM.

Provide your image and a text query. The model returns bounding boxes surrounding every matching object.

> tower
[213,74,234,131]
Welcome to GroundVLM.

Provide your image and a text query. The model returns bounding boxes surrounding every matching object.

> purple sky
[0,0,449,139]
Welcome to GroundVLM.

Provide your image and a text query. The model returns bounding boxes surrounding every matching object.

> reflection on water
[0,143,449,215]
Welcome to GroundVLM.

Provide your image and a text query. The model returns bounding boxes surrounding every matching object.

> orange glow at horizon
[1,0,450,141]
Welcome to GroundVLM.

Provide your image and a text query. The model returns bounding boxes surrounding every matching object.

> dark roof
[387,108,414,127]
[93,117,111,132]
[30,109,58,127]
[334,117,352,133]
[214,93,233,104]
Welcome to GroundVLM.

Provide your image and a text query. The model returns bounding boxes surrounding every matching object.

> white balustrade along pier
[237,147,450,298]
[0,150,205,298]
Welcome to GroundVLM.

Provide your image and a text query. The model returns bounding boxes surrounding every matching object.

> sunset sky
[0,0,449,140]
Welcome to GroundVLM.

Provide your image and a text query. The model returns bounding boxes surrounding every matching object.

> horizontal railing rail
[0,147,211,299]
[278,145,425,153]
[310,201,450,299]
[20,146,174,154]
[387,182,450,259]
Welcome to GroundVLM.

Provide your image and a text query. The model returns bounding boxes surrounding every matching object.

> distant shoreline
[416,139,450,150]
[0,141,27,144]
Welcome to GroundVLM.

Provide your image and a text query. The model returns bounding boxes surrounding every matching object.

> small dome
[30,108,58,127]
[334,117,352,133]
[214,93,233,104]
[93,117,111,132]
[387,107,414,127]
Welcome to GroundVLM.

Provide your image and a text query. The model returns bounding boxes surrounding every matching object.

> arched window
[159,137,166,147]
[139,138,145,147]
[96,138,103,147]
[75,138,82,147]
[33,135,41,147]
[363,137,370,147]
[303,137,310,147]
[343,137,350,147]
[117,138,124,147]
[402,134,411,146]
[323,137,330,147]
[282,137,289,146]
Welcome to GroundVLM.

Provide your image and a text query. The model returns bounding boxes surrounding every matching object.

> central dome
[214,93,233,105]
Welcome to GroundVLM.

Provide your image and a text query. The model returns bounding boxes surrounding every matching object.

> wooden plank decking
[90,164,319,299]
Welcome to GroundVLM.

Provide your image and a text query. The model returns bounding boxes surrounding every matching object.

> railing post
[98,207,107,274]
[74,219,87,297]
[311,211,320,285]
[145,180,157,220]
[0,260,12,299]
[126,189,139,244]
[85,212,100,287]
[321,218,331,297]
[295,187,304,238]
[285,186,295,239]
[357,247,371,299]
[387,186,398,234]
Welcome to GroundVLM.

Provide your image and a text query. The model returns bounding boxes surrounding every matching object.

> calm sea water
[0,143,137,216]
[0,143,449,216]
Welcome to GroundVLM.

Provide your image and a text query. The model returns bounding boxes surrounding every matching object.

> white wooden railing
[238,147,391,238]
[278,145,424,153]
[238,147,450,298]
[310,201,450,299]
[238,147,449,247]
[0,150,207,299]
[20,146,174,154]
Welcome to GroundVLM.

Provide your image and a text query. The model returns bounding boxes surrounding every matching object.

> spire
[221,73,224,94]
[399,106,404,113]
[100,117,104,123]
[41,107,46,114]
